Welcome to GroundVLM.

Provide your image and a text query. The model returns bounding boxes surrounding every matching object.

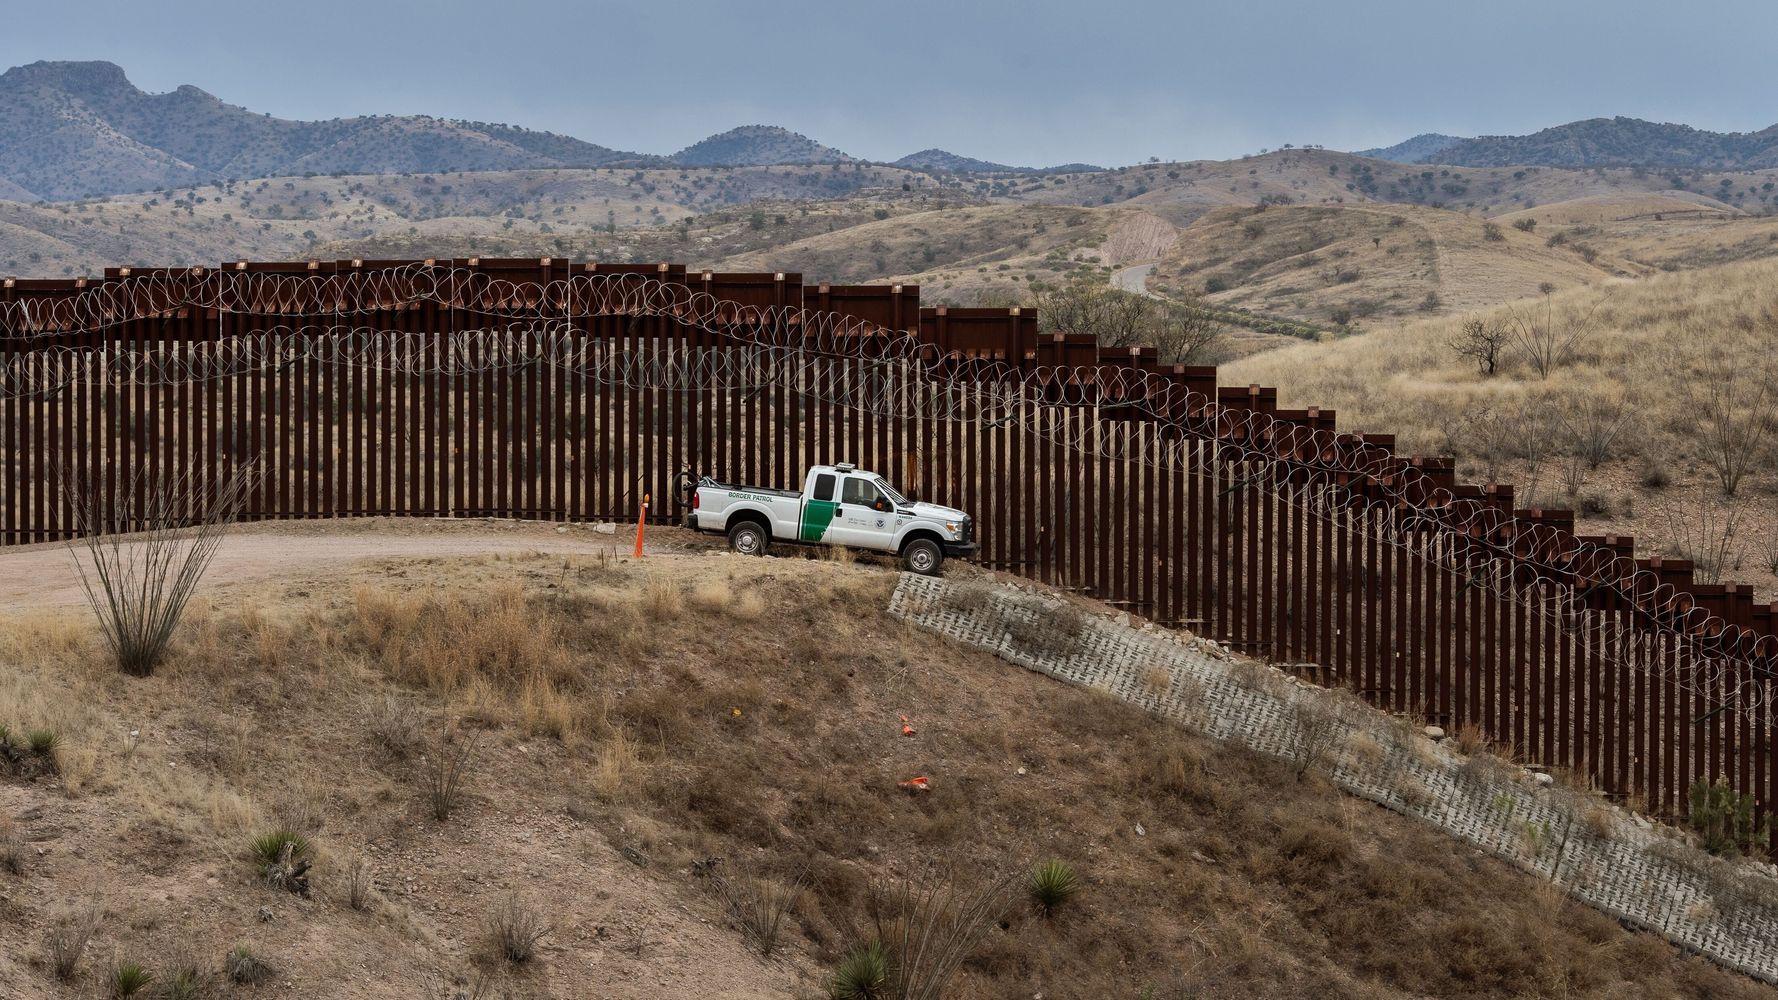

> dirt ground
[0,517,697,613]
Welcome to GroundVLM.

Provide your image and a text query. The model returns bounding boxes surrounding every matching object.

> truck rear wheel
[728,520,769,557]
[902,538,943,576]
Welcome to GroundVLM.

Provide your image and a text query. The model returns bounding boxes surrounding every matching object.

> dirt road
[1110,260,1160,297]
[0,517,696,612]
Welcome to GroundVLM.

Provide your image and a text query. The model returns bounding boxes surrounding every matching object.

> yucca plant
[1026,859,1080,917]
[828,940,888,999]
[26,728,60,761]
[250,830,310,872]
[108,957,153,998]
[250,830,313,895]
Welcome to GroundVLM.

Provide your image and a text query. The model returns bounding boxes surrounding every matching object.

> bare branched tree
[1450,316,1511,376]
[62,463,259,676]
[1505,291,1608,378]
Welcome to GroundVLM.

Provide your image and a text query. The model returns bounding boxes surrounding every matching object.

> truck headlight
[945,521,961,534]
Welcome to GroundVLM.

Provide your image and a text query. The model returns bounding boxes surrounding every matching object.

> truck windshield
[873,478,909,506]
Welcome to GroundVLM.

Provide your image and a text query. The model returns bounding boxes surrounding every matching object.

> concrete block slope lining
[888,573,1778,986]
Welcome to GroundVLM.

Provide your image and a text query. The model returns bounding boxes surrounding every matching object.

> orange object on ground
[634,494,650,558]
[898,775,931,792]
[900,714,915,737]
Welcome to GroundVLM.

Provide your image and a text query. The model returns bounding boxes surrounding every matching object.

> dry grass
[44,903,101,981]
[0,813,23,875]
[485,891,551,964]
[715,868,808,957]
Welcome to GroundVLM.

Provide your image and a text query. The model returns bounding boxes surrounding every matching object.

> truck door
[797,472,840,542]
[830,475,897,551]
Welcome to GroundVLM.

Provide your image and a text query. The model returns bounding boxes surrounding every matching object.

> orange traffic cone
[898,775,931,792]
[899,714,916,737]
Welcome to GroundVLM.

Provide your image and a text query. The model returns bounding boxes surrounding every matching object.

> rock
[1533,772,1554,786]
[257,905,274,923]
[555,526,568,534]
[1134,822,1146,837]
[593,522,618,535]
[1115,613,1131,627]
[1424,726,1446,741]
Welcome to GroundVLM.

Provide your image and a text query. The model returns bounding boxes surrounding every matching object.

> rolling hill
[667,125,852,167]
[0,61,657,201]
[1365,117,1778,170]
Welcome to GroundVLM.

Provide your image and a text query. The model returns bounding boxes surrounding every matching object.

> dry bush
[1679,350,1778,497]
[225,944,272,985]
[0,813,23,875]
[45,902,101,981]
[1454,723,1487,756]
[367,694,424,759]
[868,866,1013,1000]
[1654,493,1742,585]
[422,732,475,821]
[344,854,374,911]
[592,729,642,803]
[1506,291,1606,379]
[715,868,809,957]
[1291,701,1348,781]
[485,891,552,963]
[949,580,995,613]
[63,463,259,677]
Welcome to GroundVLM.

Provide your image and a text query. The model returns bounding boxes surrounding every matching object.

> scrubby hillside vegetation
[0,524,1771,998]
[1224,257,1778,600]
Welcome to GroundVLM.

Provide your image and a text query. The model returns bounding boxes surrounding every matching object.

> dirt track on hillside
[0,517,710,612]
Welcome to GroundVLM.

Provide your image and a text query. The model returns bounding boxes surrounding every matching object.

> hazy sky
[1,0,1772,168]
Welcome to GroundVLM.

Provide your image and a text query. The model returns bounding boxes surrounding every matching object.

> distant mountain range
[1358,117,1778,169]
[0,61,1079,200]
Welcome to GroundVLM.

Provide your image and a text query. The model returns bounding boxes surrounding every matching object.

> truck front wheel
[728,521,770,557]
[902,538,944,576]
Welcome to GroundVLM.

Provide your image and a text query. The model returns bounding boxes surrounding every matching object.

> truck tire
[728,520,770,557]
[902,538,944,576]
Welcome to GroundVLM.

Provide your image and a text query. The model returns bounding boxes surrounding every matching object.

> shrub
[367,695,424,759]
[344,854,373,911]
[871,867,1011,1000]
[1512,217,1537,232]
[1481,221,1505,241]
[26,728,60,763]
[1688,778,1771,858]
[225,945,272,985]
[1026,860,1080,917]
[423,735,474,821]
[486,891,552,963]
[716,868,807,957]
[64,464,259,676]
[109,958,154,998]
[251,830,313,896]
[688,580,733,613]
[160,950,203,1000]
[828,941,888,999]
[45,904,101,981]
[0,814,23,875]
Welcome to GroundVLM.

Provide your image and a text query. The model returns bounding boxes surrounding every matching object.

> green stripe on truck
[800,500,838,542]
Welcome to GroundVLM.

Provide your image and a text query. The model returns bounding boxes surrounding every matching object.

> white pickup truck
[683,463,976,575]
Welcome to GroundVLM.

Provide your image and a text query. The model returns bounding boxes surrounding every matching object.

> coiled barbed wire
[2,264,1773,711]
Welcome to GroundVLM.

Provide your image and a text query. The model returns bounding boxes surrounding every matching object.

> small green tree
[1687,778,1771,858]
